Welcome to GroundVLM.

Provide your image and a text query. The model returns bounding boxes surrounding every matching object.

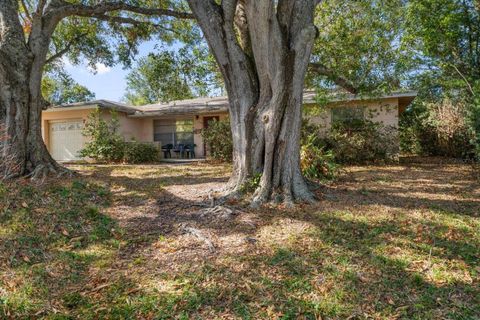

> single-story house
[41,91,417,161]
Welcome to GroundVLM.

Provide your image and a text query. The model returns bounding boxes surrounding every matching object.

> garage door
[49,121,84,161]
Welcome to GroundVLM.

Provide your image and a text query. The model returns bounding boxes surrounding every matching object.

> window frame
[153,118,194,146]
[331,106,366,126]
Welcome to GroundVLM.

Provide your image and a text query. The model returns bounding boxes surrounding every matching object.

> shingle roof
[130,96,230,117]
[46,100,140,115]
[49,91,418,117]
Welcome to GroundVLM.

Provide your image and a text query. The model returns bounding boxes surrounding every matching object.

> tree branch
[50,2,194,20]
[91,14,182,35]
[91,14,151,26]
[45,32,88,65]
[20,0,33,22]
[309,62,359,94]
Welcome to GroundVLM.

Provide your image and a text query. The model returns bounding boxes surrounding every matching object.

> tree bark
[0,0,66,179]
[0,0,193,180]
[188,0,318,205]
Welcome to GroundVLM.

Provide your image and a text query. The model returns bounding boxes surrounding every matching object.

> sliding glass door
[153,119,194,146]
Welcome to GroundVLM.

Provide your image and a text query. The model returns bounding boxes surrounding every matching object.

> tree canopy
[124,43,222,105]
[42,70,95,105]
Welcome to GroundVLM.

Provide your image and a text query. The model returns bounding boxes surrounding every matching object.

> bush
[467,95,480,161]
[301,132,340,181]
[81,109,159,164]
[323,120,399,164]
[201,119,233,161]
[124,142,159,164]
[400,99,477,159]
[80,109,126,162]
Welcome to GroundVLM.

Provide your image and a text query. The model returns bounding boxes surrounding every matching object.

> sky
[64,40,158,102]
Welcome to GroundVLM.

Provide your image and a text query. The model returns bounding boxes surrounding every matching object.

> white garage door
[49,121,85,161]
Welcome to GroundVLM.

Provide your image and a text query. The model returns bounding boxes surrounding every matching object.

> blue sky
[64,41,157,102]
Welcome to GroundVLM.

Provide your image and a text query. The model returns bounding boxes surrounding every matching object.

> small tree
[80,109,125,162]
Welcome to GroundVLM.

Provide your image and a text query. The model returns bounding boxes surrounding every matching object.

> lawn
[0,159,479,319]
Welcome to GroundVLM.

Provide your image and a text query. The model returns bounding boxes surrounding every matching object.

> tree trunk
[189,0,318,205]
[0,0,66,180]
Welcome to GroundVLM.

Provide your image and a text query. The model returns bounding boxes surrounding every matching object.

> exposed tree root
[180,225,216,253]
[28,163,74,184]
[199,205,236,220]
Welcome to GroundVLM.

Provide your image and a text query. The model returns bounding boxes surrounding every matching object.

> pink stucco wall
[41,108,92,152]
[41,98,401,159]
[307,98,400,135]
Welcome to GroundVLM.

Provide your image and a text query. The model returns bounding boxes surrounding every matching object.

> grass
[0,160,479,319]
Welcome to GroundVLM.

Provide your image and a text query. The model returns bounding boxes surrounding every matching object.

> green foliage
[308,0,408,94]
[404,0,479,97]
[201,119,233,162]
[398,0,480,161]
[301,134,340,181]
[124,45,222,105]
[470,97,480,160]
[240,173,262,194]
[42,70,95,105]
[123,142,159,164]
[80,109,160,164]
[80,109,125,162]
[322,120,399,164]
[400,99,477,159]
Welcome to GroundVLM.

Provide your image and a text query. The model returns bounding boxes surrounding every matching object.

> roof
[46,100,140,115]
[303,90,418,104]
[48,91,417,118]
[130,96,230,118]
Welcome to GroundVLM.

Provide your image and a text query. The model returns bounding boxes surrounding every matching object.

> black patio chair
[161,144,173,158]
[184,144,196,159]
[173,144,185,158]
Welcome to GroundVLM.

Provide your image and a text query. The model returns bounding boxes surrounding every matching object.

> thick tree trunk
[189,0,318,205]
[0,0,66,180]
[0,61,65,180]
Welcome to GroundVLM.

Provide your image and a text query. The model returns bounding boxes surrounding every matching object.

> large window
[331,106,365,125]
[154,119,194,145]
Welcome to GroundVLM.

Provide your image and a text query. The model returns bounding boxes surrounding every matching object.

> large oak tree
[0,0,192,179]
[187,0,321,205]
[1,0,407,205]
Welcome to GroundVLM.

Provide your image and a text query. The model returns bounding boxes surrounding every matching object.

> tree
[187,0,321,205]
[404,0,479,98]
[402,0,480,159]
[308,0,409,96]
[124,44,222,105]
[0,0,193,179]
[42,70,95,105]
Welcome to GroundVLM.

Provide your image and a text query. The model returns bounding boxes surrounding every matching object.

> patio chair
[161,144,173,158]
[173,144,185,158]
[184,144,196,159]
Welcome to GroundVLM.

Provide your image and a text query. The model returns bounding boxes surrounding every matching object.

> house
[41,91,417,161]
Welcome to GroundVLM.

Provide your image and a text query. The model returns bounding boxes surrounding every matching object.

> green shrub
[400,99,477,159]
[80,109,126,162]
[124,142,159,164]
[81,109,160,164]
[301,133,339,181]
[201,119,233,161]
[467,95,480,161]
[324,120,399,164]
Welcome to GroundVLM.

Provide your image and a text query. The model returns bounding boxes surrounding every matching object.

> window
[331,106,365,125]
[154,119,194,145]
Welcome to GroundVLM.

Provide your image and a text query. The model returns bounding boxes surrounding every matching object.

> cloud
[93,63,112,75]
[60,59,112,75]
[61,57,74,70]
